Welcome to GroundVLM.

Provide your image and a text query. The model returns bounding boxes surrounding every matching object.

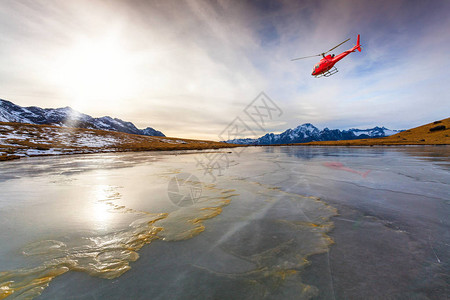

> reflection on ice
[1,147,446,299]
[323,161,371,178]
[0,152,337,299]
[0,182,238,299]
[190,182,337,299]
[0,212,164,299]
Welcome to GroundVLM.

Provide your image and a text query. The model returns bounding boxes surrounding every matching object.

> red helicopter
[292,34,362,77]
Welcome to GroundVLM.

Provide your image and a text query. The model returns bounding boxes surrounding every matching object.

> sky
[0,0,449,140]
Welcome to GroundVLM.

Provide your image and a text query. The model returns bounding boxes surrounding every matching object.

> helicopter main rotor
[291,38,351,61]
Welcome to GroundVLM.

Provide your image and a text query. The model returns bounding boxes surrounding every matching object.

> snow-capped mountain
[0,98,164,137]
[226,123,400,145]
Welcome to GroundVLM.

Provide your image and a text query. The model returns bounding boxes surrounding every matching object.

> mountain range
[0,98,401,143]
[225,123,400,145]
[0,98,164,137]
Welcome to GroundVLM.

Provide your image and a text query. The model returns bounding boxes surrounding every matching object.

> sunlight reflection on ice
[0,150,346,300]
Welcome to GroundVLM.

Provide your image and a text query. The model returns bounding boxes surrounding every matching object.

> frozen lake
[0,146,448,299]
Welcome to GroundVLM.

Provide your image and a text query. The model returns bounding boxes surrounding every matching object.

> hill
[0,122,241,161]
[0,98,164,137]
[300,118,449,146]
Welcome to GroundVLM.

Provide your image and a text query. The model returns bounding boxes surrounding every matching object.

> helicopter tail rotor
[356,34,361,52]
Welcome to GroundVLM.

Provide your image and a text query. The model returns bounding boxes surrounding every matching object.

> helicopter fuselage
[311,48,358,76]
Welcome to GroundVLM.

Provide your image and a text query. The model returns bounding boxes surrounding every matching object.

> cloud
[0,0,449,139]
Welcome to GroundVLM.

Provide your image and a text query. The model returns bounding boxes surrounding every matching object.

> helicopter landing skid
[314,66,338,78]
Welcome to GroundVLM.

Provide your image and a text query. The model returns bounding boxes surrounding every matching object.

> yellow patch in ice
[0,184,236,299]
[0,214,165,299]
[274,269,297,280]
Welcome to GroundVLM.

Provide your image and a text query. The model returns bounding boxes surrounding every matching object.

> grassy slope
[0,122,242,161]
[299,118,450,146]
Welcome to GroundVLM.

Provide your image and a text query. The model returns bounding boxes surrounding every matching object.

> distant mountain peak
[225,122,400,145]
[0,98,165,137]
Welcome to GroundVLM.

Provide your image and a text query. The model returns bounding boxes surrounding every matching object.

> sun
[55,36,138,111]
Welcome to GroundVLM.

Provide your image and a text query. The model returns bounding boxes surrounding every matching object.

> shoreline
[0,144,245,162]
[3,143,448,163]
[1,117,448,161]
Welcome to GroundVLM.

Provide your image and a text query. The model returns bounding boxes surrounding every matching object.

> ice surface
[0,146,448,299]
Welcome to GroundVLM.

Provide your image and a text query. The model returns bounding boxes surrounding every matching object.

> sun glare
[91,184,113,231]
[55,36,138,111]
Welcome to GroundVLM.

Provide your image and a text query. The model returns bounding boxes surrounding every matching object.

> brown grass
[298,118,450,146]
[0,122,244,161]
